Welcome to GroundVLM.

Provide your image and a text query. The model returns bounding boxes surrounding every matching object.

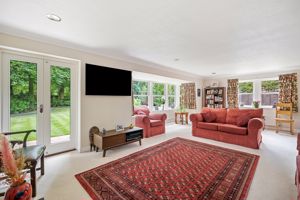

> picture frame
[116,125,124,132]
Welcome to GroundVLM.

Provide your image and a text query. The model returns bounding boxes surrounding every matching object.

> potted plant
[0,134,32,200]
[253,101,260,108]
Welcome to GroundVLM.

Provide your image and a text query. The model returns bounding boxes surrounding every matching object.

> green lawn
[10,107,70,141]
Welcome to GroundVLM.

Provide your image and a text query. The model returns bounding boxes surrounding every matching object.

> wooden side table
[175,112,189,124]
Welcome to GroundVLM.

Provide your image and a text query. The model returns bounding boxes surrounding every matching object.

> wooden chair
[0,130,46,197]
[275,102,295,134]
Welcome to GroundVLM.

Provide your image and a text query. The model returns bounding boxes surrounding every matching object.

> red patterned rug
[75,137,259,200]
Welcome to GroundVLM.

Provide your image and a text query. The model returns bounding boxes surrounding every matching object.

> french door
[2,53,78,155]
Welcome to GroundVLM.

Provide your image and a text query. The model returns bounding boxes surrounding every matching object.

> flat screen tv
[85,63,132,96]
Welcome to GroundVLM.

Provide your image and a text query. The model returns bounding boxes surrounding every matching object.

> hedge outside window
[133,81,148,106]
[152,83,165,111]
[239,82,253,106]
[261,80,279,107]
[167,84,176,109]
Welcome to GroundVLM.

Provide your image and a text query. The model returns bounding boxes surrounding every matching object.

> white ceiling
[1,0,300,77]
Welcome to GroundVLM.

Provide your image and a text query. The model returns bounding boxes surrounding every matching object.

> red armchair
[134,106,167,138]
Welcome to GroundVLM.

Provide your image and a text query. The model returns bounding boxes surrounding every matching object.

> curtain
[227,79,239,108]
[279,73,298,112]
[180,83,196,109]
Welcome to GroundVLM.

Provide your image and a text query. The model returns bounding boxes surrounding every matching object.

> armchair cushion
[149,113,167,121]
[150,120,163,127]
[134,106,150,116]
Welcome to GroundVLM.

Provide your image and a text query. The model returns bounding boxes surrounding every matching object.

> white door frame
[43,59,78,154]
[1,51,79,155]
[2,53,44,145]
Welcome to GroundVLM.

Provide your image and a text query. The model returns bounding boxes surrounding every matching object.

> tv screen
[85,64,132,96]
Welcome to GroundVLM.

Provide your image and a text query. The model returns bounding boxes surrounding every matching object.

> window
[152,83,165,111]
[133,81,148,106]
[261,80,279,107]
[239,82,253,106]
[167,84,176,109]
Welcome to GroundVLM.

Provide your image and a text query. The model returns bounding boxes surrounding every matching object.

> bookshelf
[204,87,226,108]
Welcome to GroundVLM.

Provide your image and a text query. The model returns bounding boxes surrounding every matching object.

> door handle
[39,104,44,113]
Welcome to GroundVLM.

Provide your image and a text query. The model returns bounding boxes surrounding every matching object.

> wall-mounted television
[85,63,132,96]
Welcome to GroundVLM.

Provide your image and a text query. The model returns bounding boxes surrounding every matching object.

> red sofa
[190,108,264,149]
[134,106,167,138]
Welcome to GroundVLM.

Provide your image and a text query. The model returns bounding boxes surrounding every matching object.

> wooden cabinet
[203,87,226,108]
[93,127,143,157]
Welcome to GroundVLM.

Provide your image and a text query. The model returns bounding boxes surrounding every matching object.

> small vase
[4,181,32,200]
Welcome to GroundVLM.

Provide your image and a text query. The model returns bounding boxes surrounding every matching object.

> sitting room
[0,1,299,200]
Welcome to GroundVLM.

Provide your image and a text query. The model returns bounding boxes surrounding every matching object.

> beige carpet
[34,124,297,200]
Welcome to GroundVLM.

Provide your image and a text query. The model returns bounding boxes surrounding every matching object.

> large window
[152,83,165,111]
[167,84,176,109]
[261,80,279,107]
[133,81,148,106]
[133,80,178,110]
[239,82,253,106]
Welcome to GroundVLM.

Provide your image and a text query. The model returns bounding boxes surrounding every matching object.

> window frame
[152,82,165,111]
[132,79,178,111]
[260,79,279,108]
[238,78,279,109]
[238,81,254,107]
[132,80,149,107]
[167,84,176,110]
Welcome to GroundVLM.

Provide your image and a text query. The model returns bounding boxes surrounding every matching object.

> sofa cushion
[150,120,163,127]
[197,122,219,131]
[202,111,217,122]
[239,108,263,118]
[218,124,248,135]
[236,114,252,127]
[226,108,240,125]
[226,108,264,125]
[202,108,227,123]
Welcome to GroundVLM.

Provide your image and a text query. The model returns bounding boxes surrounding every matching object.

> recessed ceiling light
[212,72,216,75]
[47,14,61,22]
[174,58,180,61]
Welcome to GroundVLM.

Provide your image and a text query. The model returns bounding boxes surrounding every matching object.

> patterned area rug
[75,137,259,200]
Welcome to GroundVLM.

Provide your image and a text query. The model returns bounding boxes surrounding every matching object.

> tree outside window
[261,80,279,107]
[152,83,165,110]
[133,81,148,106]
[167,84,176,109]
[239,82,253,106]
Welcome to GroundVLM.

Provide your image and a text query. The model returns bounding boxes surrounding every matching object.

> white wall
[203,71,300,129]
[0,33,202,151]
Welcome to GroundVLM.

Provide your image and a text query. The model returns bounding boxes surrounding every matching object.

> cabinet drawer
[103,134,125,149]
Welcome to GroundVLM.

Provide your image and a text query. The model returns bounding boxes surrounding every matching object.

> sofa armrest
[248,118,264,130]
[149,113,167,121]
[135,115,150,125]
[190,113,203,122]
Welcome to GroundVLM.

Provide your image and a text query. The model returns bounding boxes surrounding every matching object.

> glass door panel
[10,60,38,145]
[50,66,71,144]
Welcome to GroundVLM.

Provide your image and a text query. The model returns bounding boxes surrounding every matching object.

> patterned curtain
[227,79,239,108]
[279,73,298,112]
[180,83,196,109]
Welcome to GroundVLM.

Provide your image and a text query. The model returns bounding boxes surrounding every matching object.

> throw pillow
[236,114,252,127]
[202,111,217,123]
